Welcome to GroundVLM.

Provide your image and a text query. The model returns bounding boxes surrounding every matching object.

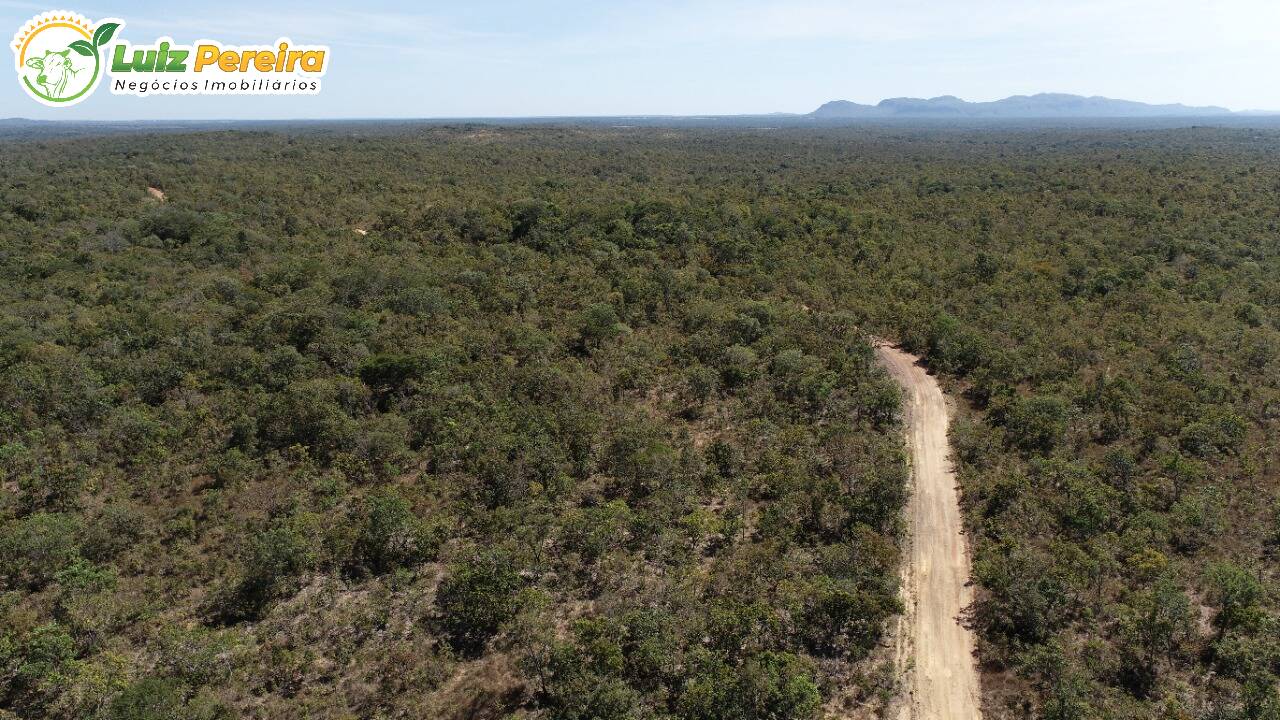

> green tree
[1116,577,1195,694]
[437,550,522,656]
[347,490,441,576]
[0,513,80,590]
[1006,395,1070,453]
[1206,562,1265,633]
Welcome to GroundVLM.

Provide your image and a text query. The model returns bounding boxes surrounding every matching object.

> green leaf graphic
[93,22,119,47]
[69,40,94,56]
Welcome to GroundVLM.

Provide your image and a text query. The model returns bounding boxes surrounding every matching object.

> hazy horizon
[3,90,1267,123]
[4,0,1280,120]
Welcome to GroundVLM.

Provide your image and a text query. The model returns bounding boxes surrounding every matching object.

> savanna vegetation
[0,123,1277,719]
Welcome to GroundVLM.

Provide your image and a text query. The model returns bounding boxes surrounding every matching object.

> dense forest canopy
[0,124,1277,719]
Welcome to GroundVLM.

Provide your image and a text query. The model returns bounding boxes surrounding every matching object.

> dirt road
[875,342,982,720]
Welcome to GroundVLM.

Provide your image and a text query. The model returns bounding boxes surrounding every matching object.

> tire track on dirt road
[875,341,982,720]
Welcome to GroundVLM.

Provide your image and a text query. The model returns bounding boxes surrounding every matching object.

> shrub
[544,662,643,719]
[104,677,185,720]
[679,650,820,720]
[974,543,1071,642]
[799,576,900,659]
[604,421,679,500]
[437,550,522,656]
[1178,411,1248,458]
[10,623,77,710]
[222,514,321,620]
[1206,562,1265,633]
[1115,577,1195,695]
[926,312,988,375]
[0,513,80,590]
[719,344,759,388]
[579,303,626,349]
[357,353,425,393]
[1006,395,1070,453]
[347,490,442,576]
[140,207,204,246]
[1170,486,1225,552]
[80,503,148,562]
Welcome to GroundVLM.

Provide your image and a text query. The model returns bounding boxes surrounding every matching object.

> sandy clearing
[875,341,982,720]
[146,186,166,201]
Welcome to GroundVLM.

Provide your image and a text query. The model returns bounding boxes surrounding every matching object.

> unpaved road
[875,342,982,720]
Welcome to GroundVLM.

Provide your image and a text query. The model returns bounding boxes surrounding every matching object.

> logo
[12,10,328,107]
[11,11,120,106]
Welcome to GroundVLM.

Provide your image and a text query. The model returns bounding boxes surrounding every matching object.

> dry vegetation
[0,124,1277,719]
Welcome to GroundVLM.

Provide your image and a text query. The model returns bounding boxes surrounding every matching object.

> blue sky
[4,0,1280,119]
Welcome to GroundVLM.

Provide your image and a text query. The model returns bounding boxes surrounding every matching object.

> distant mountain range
[811,93,1234,119]
[5,92,1275,131]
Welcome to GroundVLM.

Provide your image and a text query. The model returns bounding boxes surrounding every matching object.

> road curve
[875,341,982,720]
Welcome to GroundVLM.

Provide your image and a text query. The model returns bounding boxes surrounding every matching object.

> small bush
[436,550,522,656]
[0,513,80,590]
